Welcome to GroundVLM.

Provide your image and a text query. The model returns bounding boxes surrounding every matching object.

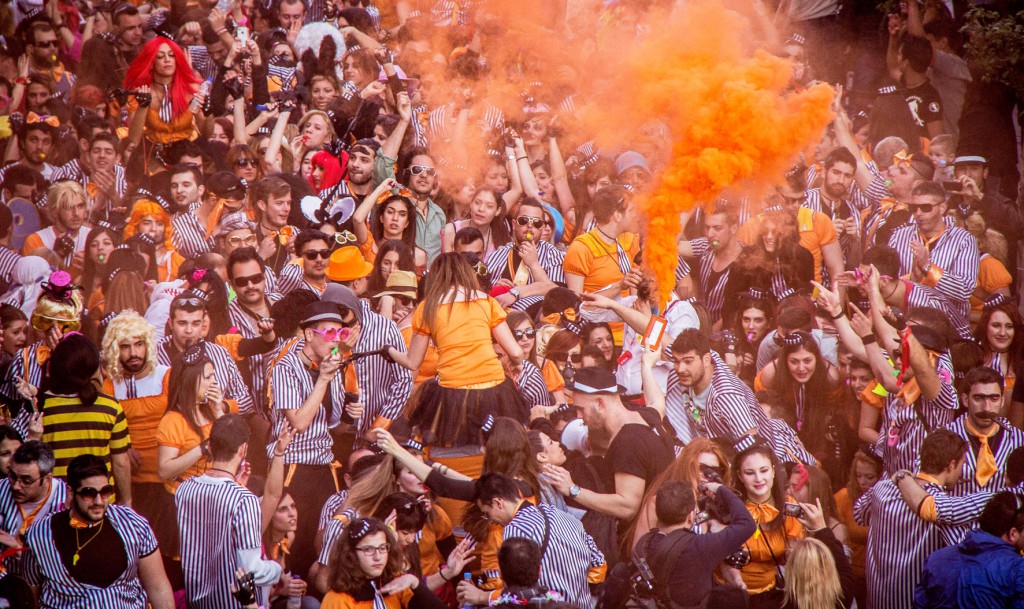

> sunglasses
[302,249,332,261]
[232,272,264,288]
[226,234,257,247]
[309,326,350,342]
[76,484,115,500]
[334,231,357,245]
[393,295,415,306]
[31,315,81,334]
[908,203,936,213]
[173,297,205,309]
[516,216,545,229]
[235,158,258,168]
[513,328,536,340]
[409,165,436,177]
[34,40,58,48]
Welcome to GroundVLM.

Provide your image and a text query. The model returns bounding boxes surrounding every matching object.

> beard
[121,357,146,375]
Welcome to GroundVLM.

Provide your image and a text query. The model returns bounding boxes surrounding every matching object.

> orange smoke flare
[578,0,836,307]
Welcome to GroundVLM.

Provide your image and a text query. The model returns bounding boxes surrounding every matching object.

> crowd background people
[0,0,1018,608]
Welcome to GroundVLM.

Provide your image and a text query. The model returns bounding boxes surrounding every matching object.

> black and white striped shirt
[484,241,566,287]
[855,478,987,609]
[227,293,282,417]
[901,281,972,340]
[267,339,346,465]
[275,263,322,296]
[352,301,413,438]
[502,501,605,609]
[516,360,552,407]
[0,245,21,291]
[171,211,215,261]
[803,188,862,263]
[23,505,158,609]
[873,352,958,476]
[888,217,978,317]
[318,489,348,532]
[946,415,1024,497]
[0,342,46,413]
[157,337,255,415]
[0,477,67,576]
[664,353,807,464]
[48,160,128,211]
[426,103,504,145]
[177,475,280,609]
[687,237,737,326]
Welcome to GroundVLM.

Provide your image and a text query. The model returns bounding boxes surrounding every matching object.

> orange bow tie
[26,112,59,128]
[892,149,913,169]
[376,187,415,205]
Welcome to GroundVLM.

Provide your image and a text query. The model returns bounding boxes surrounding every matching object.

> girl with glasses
[227,144,263,184]
[322,517,446,609]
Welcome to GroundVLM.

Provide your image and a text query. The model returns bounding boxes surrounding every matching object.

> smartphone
[783,502,804,518]
[942,181,962,192]
[236,26,249,44]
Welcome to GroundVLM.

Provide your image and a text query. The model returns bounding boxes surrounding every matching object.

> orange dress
[835,487,868,579]
[739,497,806,593]
[104,366,171,485]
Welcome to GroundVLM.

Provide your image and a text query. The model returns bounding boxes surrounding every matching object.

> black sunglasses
[235,158,258,168]
[908,203,936,213]
[232,272,264,288]
[76,485,115,500]
[513,328,536,340]
[302,249,332,261]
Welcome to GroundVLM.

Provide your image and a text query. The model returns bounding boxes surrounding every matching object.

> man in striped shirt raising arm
[458,472,605,608]
[887,180,979,318]
[855,430,987,609]
[177,415,283,609]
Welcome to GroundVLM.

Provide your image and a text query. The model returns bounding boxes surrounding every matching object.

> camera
[53,235,75,259]
[783,502,804,518]
[724,547,751,569]
[631,557,657,598]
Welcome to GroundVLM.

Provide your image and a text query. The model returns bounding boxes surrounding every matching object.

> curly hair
[101,310,157,381]
[325,518,405,594]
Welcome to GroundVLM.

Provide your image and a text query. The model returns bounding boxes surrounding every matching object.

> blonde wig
[45,181,86,224]
[101,310,157,381]
[782,537,843,609]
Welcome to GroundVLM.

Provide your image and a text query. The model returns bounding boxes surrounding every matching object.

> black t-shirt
[51,512,129,588]
[902,79,943,136]
[606,420,674,490]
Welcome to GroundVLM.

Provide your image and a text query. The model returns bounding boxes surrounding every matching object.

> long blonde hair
[783,537,842,609]
[342,455,400,518]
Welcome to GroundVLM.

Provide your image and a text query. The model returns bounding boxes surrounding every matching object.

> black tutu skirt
[409,377,528,447]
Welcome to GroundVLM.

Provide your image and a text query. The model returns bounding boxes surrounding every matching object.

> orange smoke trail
[577,0,836,307]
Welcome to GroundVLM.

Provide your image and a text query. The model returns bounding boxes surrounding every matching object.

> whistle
[884,180,893,187]
[38,153,46,160]
[525,231,533,240]
[98,254,105,262]
[50,55,57,63]
[747,332,756,342]
[711,240,720,247]
[331,347,339,356]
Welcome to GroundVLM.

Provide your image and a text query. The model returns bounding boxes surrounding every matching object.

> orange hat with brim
[326,246,374,282]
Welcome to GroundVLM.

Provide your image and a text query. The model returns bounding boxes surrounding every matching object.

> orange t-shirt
[971,253,1012,313]
[400,324,438,385]
[563,229,640,294]
[412,294,507,388]
[541,359,565,394]
[418,505,454,576]
[155,402,238,494]
[739,498,806,593]
[835,487,868,578]
[738,207,836,284]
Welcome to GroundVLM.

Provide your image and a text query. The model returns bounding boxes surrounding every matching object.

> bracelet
[860,334,876,346]
[216,27,228,35]
[441,566,455,582]
[828,309,845,321]
[273,451,285,458]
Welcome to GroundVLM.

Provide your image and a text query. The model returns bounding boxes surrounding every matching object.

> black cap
[299,301,344,328]
[565,366,625,395]
[206,171,247,200]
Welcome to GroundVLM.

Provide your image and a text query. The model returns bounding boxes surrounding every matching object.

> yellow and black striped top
[40,393,132,479]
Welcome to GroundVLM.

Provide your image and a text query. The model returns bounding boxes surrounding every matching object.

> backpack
[597,529,695,609]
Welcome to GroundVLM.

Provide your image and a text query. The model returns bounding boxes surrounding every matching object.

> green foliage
[962,7,1024,99]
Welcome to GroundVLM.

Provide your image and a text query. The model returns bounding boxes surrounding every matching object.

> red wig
[123,37,201,118]
[310,151,343,191]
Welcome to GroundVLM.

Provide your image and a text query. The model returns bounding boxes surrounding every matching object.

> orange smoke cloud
[576,0,836,306]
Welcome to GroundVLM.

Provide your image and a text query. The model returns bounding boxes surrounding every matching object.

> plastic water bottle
[460,573,475,609]
[286,575,302,609]
[190,78,214,115]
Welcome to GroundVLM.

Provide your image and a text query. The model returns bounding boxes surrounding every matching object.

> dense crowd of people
[0,0,1016,607]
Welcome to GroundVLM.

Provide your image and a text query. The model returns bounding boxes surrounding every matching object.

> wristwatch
[893,470,910,484]
[509,287,521,300]
[568,484,581,498]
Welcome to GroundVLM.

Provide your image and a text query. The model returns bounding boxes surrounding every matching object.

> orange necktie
[966,420,999,487]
